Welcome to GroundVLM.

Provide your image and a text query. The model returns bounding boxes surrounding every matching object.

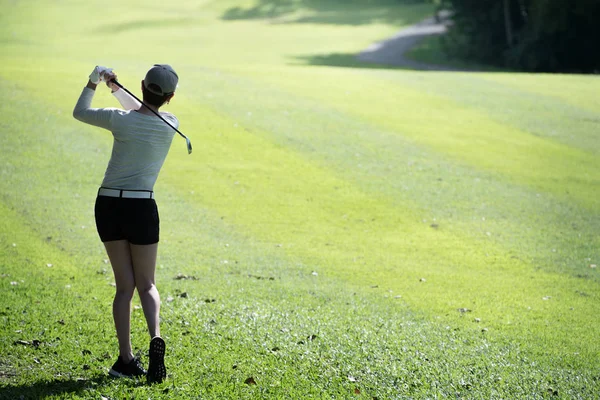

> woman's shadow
[0,374,143,399]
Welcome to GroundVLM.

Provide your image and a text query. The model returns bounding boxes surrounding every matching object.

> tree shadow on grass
[0,374,142,399]
[291,53,410,70]
[222,0,434,27]
[292,50,497,72]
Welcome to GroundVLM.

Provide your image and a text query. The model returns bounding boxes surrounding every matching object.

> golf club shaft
[110,80,188,141]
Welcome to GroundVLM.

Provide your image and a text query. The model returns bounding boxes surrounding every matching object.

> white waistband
[98,187,154,199]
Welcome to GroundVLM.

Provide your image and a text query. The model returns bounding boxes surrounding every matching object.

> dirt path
[356,11,459,71]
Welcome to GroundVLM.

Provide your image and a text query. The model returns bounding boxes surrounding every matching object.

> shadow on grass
[291,53,410,70]
[0,374,142,399]
[222,0,433,26]
[94,17,194,34]
[293,51,503,72]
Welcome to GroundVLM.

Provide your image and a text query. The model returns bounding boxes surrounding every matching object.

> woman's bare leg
[130,243,160,338]
[104,240,136,363]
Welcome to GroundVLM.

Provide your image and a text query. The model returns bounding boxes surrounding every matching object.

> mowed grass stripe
[480,73,600,114]
[157,91,600,365]
[166,65,599,281]
[228,65,599,211]
[372,70,600,155]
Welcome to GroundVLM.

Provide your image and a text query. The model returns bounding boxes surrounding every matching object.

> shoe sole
[147,336,166,384]
[109,369,135,379]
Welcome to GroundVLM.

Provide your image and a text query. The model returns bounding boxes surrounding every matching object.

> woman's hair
[142,83,172,108]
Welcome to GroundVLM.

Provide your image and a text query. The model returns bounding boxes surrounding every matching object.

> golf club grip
[110,80,187,140]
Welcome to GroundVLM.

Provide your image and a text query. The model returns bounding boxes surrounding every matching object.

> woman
[73,64,179,384]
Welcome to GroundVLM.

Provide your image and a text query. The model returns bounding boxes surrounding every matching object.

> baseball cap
[143,64,179,96]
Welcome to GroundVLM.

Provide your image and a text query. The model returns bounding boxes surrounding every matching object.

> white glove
[89,66,113,84]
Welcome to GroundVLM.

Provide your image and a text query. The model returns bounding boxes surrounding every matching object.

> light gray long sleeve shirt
[73,87,177,191]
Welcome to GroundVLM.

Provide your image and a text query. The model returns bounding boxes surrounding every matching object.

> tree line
[434,0,600,72]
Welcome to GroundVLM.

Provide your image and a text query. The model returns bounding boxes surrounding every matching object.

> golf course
[1,0,599,398]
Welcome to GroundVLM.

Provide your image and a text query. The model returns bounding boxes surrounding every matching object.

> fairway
[1,0,599,398]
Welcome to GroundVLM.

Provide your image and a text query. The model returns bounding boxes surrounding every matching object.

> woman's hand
[89,65,113,84]
[106,73,120,92]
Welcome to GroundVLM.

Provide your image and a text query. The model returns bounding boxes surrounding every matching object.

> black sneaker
[147,336,167,384]
[109,356,146,379]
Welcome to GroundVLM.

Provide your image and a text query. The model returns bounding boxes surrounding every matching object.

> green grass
[1,0,599,398]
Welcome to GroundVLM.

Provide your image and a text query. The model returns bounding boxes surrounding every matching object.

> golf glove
[89,66,113,84]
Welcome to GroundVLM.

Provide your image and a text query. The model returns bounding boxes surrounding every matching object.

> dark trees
[441,0,600,72]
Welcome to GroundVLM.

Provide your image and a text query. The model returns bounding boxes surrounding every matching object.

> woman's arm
[72,67,116,129]
[109,83,142,111]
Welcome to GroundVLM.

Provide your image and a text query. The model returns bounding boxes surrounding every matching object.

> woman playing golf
[73,64,179,384]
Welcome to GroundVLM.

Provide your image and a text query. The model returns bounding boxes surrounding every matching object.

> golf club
[110,79,192,154]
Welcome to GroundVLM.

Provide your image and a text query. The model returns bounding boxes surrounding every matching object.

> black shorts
[94,196,160,245]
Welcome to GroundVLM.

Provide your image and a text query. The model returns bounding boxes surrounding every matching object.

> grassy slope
[1,0,599,398]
